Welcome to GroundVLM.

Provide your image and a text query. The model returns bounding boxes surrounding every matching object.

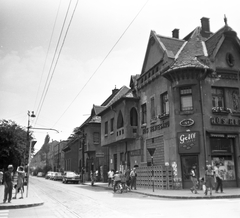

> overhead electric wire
[33,0,62,116]
[35,0,79,125]
[35,0,73,120]
[52,0,149,128]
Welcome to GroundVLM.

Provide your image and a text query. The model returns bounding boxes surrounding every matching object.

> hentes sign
[179,118,194,127]
[142,121,169,134]
[177,131,200,154]
[210,116,240,126]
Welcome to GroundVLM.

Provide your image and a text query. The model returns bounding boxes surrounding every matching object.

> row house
[98,17,240,189]
[62,87,129,181]
[53,140,66,172]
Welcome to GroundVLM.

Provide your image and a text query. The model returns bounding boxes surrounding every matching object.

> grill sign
[177,131,200,153]
[180,118,194,127]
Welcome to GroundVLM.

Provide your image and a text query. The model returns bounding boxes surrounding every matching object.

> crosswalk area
[0,210,9,218]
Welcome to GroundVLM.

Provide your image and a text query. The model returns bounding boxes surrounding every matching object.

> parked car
[0,170,3,184]
[62,171,80,184]
[24,172,28,185]
[37,172,43,177]
[53,172,62,181]
[45,171,54,179]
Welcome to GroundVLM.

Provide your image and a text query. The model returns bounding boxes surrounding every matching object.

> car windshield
[66,172,76,176]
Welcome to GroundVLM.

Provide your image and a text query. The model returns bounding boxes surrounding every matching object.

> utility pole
[82,130,85,184]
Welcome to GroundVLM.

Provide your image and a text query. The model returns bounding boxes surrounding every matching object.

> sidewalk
[85,182,240,199]
[0,184,44,209]
[1,181,239,210]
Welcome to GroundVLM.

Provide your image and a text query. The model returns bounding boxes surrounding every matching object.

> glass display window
[212,156,235,180]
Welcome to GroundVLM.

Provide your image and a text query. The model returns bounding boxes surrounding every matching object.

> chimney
[112,86,119,95]
[201,17,210,32]
[172,29,179,39]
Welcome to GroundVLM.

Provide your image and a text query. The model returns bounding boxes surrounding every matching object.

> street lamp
[26,110,36,198]
[26,111,36,165]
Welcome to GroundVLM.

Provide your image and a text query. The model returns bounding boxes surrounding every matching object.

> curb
[92,183,240,200]
[0,201,44,210]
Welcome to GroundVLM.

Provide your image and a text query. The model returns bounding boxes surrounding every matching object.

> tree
[0,119,34,169]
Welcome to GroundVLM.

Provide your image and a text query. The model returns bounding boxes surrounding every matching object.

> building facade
[98,17,240,189]
[136,17,240,188]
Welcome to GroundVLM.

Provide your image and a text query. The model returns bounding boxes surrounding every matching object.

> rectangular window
[180,87,193,111]
[110,118,114,132]
[104,121,108,135]
[141,103,147,124]
[212,87,224,108]
[150,97,155,119]
[93,132,100,144]
[161,92,169,114]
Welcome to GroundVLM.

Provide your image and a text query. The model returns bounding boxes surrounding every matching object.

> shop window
[180,87,193,111]
[161,92,169,114]
[130,107,138,126]
[150,97,156,119]
[212,87,224,108]
[104,121,108,135]
[93,132,100,144]
[141,103,147,124]
[117,111,124,129]
[110,118,114,132]
[210,138,235,180]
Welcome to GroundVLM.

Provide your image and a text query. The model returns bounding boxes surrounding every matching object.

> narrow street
[4,176,240,218]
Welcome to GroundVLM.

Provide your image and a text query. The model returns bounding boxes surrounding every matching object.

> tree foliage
[0,119,34,170]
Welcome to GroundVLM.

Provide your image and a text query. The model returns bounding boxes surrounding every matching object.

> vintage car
[45,171,54,179]
[62,171,80,184]
[53,172,63,181]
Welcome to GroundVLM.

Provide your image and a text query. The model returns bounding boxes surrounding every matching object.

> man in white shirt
[108,169,114,187]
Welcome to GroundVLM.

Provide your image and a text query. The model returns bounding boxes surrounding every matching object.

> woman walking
[205,165,215,196]
[13,166,25,199]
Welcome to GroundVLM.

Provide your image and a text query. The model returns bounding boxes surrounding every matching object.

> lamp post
[26,111,36,198]
[26,111,36,165]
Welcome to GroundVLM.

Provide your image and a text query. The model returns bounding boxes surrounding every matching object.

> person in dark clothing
[3,165,14,203]
[190,165,198,194]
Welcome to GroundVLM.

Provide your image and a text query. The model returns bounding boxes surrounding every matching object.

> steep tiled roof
[165,27,209,72]
[205,25,233,56]
[105,86,130,106]
[156,35,185,56]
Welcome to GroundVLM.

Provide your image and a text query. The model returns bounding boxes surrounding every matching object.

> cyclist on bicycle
[113,171,122,192]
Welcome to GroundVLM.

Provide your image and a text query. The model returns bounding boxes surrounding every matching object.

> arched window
[130,107,138,126]
[117,111,124,129]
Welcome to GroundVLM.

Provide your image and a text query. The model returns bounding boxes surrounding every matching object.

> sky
[1,0,240,153]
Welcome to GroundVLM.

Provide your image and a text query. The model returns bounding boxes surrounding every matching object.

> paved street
[2,176,240,218]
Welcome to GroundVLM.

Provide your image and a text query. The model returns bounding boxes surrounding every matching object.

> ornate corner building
[100,17,240,189]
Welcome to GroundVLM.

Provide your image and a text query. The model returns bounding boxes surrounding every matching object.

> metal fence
[136,166,174,190]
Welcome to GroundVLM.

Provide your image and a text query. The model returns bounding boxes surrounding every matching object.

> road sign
[147,148,156,157]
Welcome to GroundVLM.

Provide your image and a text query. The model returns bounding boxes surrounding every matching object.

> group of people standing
[2,164,25,203]
[190,163,224,196]
[108,168,137,192]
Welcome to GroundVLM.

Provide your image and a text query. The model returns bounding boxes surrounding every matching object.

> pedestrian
[205,164,215,196]
[108,169,114,187]
[125,168,131,188]
[113,171,122,192]
[130,168,137,190]
[3,164,14,203]
[13,166,25,199]
[190,165,198,194]
[189,165,198,194]
[215,163,224,193]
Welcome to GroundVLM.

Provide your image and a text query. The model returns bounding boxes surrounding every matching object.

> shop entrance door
[181,155,199,189]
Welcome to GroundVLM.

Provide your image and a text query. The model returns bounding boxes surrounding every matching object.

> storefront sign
[130,149,141,156]
[210,116,240,126]
[142,121,169,134]
[180,118,194,127]
[96,152,104,158]
[177,131,200,153]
